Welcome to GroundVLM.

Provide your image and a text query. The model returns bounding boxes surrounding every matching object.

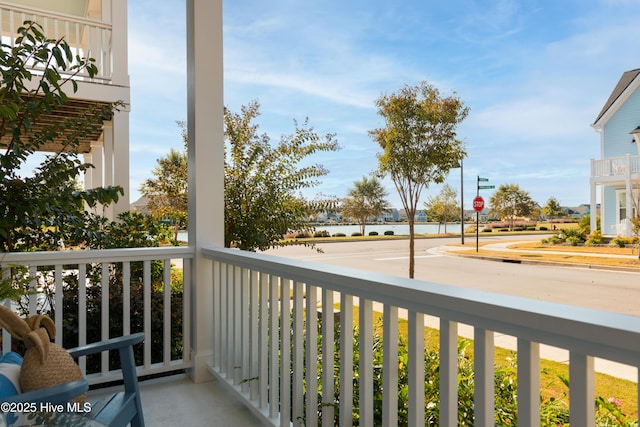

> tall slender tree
[370,82,468,278]
[341,176,390,235]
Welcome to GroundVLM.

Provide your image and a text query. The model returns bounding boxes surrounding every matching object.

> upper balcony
[591,154,640,184]
[0,0,127,85]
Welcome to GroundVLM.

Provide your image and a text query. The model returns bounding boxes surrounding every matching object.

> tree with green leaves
[0,21,122,252]
[140,124,188,242]
[224,101,339,251]
[489,184,538,231]
[341,176,390,236]
[424,183,459,234]
[542,197,566,219]
[370,82,468,278]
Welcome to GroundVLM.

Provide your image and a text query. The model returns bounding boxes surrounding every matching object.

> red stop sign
[473,196,485,212]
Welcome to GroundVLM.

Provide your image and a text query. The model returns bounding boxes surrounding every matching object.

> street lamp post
[460,159,464,244]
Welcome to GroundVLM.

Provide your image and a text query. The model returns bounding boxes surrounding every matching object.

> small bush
[566,236,582,246]
[313,230,329,238]
[333,233,346,237]
[610,237,630,248]
[499,228,509,232]
[547,235,563,244]
[351,232,362,237]
[539,226,548,231]
[585,229,603,246]
[384,230,394,236]
[368,231,378,236]
[514,227,525,231]
[526,226,536,231]
[295,231,310,238]
[482,228,492,232]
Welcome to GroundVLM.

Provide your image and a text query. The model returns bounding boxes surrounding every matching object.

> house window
[616,190,639,222]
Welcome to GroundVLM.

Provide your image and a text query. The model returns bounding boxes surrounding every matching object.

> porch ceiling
[0,98,110,154]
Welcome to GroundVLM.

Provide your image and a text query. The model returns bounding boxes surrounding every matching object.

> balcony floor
[88,373,266,426]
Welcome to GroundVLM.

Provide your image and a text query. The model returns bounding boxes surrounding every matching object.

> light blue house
[591,68,640,236]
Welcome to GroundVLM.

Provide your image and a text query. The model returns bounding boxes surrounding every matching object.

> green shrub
[351,232,362,237]
[585,229,603,246]
[539,226,548,231]
[384,230,394,236]
[481,228,492,232]
[313,230,330,238]
[566,236,582,246]
[526,226,536,231]
[499,228,509,232]
[611,237,630,248]
[333,233,346,237]
[514,227,525,231]
[368,231,378,236]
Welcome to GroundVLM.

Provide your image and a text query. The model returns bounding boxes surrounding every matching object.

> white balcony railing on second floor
[0,246,194,385]
[592,154,640,179]
[0,2,113,81]
[204,246,640,427]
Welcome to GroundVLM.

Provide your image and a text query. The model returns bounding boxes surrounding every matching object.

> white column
[102,122,115,220]
[110,0,129,86]
[625,154,633,237]
[90,141,104,190]
[83,153,93,189]
[589,159,597,235]
[186,0,224,383]
[112,110,130,215]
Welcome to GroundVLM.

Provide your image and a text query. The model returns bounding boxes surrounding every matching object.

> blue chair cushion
[0,352,22,398]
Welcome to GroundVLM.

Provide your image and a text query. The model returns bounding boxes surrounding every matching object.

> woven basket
[0,307,84,402]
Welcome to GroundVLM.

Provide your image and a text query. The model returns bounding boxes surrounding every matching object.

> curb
[448,251,640,273]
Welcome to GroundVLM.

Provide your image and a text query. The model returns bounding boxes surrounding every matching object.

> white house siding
[602,87,640,159]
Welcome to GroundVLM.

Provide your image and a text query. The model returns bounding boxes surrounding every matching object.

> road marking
[374,254,441,261]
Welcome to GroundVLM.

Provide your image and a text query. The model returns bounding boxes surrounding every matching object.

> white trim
[592,73,640,130]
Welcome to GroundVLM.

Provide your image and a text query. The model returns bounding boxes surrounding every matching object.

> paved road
[265,234,640,316]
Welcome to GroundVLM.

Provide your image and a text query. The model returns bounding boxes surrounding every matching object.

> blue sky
[127,0,640,210]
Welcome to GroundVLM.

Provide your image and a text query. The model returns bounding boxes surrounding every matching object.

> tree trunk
[409,218,415,278]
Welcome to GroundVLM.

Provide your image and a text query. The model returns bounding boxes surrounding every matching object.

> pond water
[312,223,463,236]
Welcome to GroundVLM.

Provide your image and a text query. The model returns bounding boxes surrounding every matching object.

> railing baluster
[225,264,233,378]
[382,304,398,427]
[78,263,87,373]
[258,272,269,409]
[407,310,424,427]
[292,281,304,423]
[517,338,540,426]
[101,263,110,374]
[143,260,151,368]
[359,298,373,427]
[268,275,279,419]
[321,288,335,427]
[240,267,249,390]
[439,318,458,426]
[163,259,171,365]
[233,265,242,384]
[280,278,291,427]
[122,261,131,336]
[54,265,63,344]
[569,352,595,427]
[219,262,228,374]
[250,270,259,400]
[305,285,319,427]
[28,265,37,315]
[182,257,191,365]
[339,294,354,427]
[474,328,495,427]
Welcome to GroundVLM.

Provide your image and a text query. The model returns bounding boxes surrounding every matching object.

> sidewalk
[437,241,638,382]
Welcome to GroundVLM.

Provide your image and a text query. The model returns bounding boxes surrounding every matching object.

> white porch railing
[0,2,112,81]
[204,246,640,427]
[0,246,194,385]
[592,154,640,178]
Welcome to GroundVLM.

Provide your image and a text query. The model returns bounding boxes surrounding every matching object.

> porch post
[186,0,224,382]
[589,159,597,234]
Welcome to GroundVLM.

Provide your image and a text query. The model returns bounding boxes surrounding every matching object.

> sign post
[475,176,492,252]
[473,195,484,252]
